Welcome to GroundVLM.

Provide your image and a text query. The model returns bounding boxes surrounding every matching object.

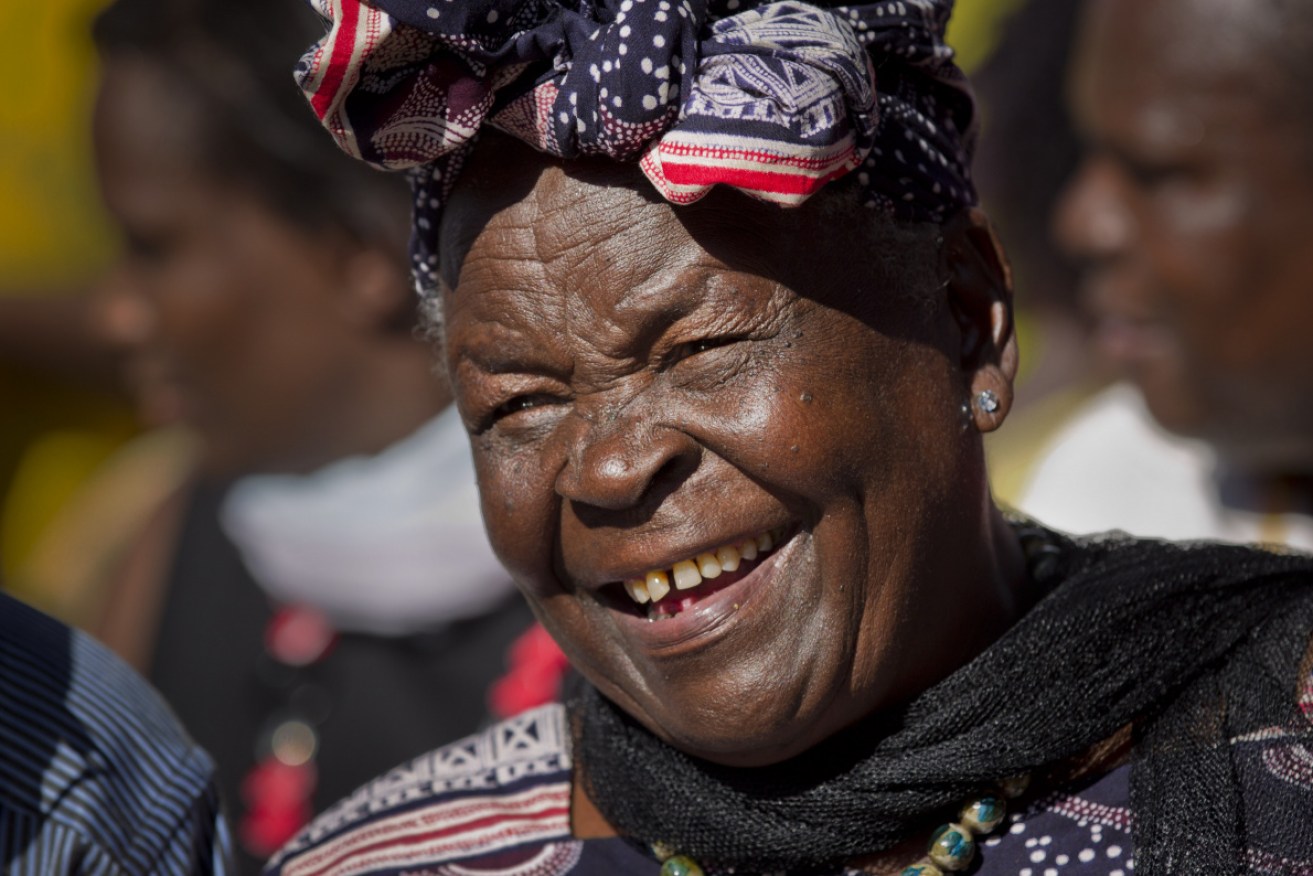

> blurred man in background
[1021,0,1313,549]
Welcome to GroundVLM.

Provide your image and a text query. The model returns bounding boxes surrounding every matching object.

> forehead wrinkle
[601,234,709,320]
[535,173,678,277]
[533,181,702,365]
[451,262,572,379]
[454,306,553,370]
[561,239,720,370]
[453,188,563,327]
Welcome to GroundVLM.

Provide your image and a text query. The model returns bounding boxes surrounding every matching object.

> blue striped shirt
[0,591,232,874]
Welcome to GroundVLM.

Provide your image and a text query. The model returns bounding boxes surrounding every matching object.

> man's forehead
[1074,0,1293,150]
[1083,0,1289,100]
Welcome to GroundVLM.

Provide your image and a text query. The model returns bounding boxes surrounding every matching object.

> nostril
[647,453,691,499]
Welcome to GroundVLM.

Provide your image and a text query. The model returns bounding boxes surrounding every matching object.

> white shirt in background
[1018,383,1313,551]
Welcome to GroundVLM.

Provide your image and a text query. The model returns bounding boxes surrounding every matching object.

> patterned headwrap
[296,0,977,296]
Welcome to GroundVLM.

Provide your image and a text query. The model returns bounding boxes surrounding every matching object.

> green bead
[660,854,705,876]
[926,823,976,871]
[901,862,945,876]
[959,793,1006,834]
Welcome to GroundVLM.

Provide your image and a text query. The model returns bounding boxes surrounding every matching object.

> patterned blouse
[267,672,1313,876]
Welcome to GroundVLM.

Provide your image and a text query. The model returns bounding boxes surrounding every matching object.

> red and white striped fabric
[268,704,576,875]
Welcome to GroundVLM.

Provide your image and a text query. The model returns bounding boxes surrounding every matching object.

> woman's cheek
[476,443,566,595]
[720,378,832,484]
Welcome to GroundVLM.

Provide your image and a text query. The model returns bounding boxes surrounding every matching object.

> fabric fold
[295,0,977,295]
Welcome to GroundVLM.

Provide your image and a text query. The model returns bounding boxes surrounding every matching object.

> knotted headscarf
[296,0,977,295]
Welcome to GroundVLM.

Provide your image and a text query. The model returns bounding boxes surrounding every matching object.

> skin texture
[438,135,1027,767]
[1057,0,1313,476]
[94,58,445,477]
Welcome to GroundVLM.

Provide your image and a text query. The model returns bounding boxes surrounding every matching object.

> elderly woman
[267,1,1313,874]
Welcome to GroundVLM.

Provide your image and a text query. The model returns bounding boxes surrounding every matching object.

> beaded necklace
[897,772,1028,875]
[649,772,1028,876]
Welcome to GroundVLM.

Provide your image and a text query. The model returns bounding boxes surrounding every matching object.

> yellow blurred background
[0,3,114,283]
[0,2,134,585]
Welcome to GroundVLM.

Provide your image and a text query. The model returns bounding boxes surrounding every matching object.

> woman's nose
[1053,155,1135,265]
[92,268,155,350]
[555,409,698,513]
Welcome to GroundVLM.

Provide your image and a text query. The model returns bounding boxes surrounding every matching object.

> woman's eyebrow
[612,260,757,318]
[456,342,565,376]
[597,270,765,356]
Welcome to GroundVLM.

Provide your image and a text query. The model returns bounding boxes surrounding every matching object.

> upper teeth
[622,528,781,605]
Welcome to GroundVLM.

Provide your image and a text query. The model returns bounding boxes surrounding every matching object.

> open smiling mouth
[615,527,788,621]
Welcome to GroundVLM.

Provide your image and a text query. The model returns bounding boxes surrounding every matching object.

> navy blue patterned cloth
[296,0,977,295]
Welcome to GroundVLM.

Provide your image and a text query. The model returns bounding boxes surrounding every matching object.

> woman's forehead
[437,134,941,355]
[445,190,777,344]
[442,140,639,283]
[443,141,798,301]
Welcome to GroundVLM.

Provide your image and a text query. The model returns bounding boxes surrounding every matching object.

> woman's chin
[615,661,851,769]
[646,706,841,768]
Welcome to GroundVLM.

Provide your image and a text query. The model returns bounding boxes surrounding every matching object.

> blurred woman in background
[84,0,543,869]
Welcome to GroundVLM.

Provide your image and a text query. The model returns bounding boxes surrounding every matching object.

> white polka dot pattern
[969,764,1137,875]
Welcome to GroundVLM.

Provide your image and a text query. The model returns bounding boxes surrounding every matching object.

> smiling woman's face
[440,140,1015,766]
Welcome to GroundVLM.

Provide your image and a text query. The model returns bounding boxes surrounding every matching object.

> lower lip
[609,535,798,657]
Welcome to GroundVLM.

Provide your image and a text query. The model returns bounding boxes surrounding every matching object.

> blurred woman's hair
[92,0,411,253]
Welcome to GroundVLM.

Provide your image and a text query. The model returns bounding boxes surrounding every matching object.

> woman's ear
[944,208,1018,434]
[336,242,416,331]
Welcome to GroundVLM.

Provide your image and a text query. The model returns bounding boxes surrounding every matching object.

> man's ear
[944,207,1018,434]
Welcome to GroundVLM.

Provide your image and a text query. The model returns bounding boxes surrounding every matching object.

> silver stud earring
[976,390,1000,414]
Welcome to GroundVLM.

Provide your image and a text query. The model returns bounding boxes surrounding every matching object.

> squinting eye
[671,336,738,364]
[491,393,558,422]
